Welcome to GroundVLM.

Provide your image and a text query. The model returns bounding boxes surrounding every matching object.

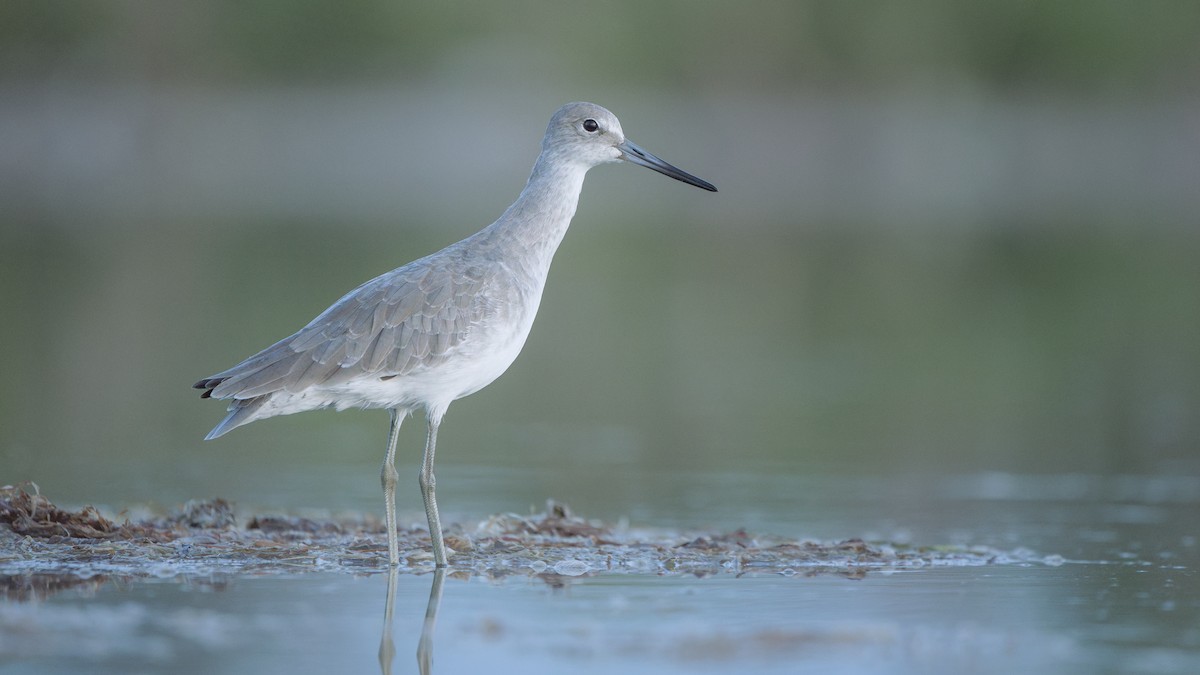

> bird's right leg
[381,408,404,567]
[419,413,448,567]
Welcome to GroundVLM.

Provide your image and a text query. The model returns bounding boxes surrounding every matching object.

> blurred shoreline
[3,82,1197,231]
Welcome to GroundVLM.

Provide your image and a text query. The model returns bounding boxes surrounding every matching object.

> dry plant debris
[2,482,1039,598]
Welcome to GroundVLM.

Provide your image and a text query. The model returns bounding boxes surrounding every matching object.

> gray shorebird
[195,102,716,567]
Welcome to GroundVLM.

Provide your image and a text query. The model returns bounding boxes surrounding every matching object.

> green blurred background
[2,1,1198,521]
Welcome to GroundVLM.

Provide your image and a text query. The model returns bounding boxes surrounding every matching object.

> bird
[194,102,716,568]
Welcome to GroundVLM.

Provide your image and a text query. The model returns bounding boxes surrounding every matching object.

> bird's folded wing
[199,260,496,401]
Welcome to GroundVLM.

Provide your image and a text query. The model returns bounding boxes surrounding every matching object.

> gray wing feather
[197,254,498,402]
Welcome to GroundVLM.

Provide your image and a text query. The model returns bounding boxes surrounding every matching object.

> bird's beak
[617,139,717,192]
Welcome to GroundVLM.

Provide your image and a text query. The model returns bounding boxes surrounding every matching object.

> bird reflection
[417,569,445,674]
[379,568,445,675]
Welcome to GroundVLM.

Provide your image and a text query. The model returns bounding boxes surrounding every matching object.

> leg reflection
[378,567,399,675]
[417,569,446,675]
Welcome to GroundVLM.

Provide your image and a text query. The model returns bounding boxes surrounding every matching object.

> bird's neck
[482,151,589,270]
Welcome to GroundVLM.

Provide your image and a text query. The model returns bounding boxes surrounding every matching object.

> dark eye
[582,119,599,133]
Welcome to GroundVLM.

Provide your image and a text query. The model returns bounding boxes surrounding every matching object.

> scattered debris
[1,483,120,540]
[172,498,237,530]
[1,483,1040,599]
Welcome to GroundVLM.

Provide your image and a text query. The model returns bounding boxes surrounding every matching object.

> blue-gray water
[2,470,1196,675]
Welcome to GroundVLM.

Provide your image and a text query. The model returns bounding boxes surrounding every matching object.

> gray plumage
[195,102,716,567]
[196,239,519,437]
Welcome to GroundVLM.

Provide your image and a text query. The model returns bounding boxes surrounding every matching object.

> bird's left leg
[381,408,404,567]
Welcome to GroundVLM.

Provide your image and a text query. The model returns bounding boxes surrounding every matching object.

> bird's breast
[368,273,547,412]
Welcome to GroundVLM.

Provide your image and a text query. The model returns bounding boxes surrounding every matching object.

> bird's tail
[203,396,267,440]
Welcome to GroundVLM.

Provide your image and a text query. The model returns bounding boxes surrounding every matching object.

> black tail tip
[194,377,222,398]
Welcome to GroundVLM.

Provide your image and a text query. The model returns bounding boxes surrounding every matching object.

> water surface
[2,471,1195,675]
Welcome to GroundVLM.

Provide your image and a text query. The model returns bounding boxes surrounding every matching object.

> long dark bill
[618,139,717,192]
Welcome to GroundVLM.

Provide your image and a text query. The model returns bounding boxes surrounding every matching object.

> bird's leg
[420,415,448,567]
[381,408,403,567]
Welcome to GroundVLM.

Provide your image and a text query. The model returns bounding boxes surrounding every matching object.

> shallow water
[2,471,1196,675]
[7,566,1190,675]
[4,207,1199,673]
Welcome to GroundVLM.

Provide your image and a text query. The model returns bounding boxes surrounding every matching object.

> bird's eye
[582,119,599,133]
